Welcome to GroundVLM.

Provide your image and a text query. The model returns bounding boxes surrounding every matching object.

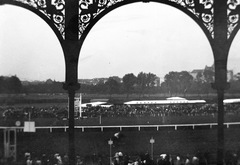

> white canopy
[224,98,240,104]
[81,101,107,107]
[124,98,206,105]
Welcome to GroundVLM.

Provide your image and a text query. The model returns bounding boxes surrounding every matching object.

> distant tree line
[0,77,65,94]
[0,76,22,94]
[1,68,240,96]
[24,79,66,94]
[80,72,159,98]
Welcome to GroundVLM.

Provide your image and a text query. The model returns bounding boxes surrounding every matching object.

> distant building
[46,79,54,84]
[155,77,160,87]
[191,69,204,80]
[21,80,45,86]
[190,64,233,82]
[205,64,214,72]
[78,78,108,85]
[227,70,234,81]
[79,77,123,85]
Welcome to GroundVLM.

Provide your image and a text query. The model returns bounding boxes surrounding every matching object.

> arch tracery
[228,0,240,41]
[7,0,216,41]
[4,0,240,43]
[78,0,214,39]
[11,0,65,39]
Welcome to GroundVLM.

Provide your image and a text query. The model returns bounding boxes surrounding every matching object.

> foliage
[0,76,22,94]
[179,71,193,95]
[136,72,158,96]
[105,77,120,97]
[164,71,193,96]
[1,67,240,96]
[25,81,65,94]
[122,73,137,97]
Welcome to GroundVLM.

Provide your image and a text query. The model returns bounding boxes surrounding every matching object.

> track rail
[1,122,240,132]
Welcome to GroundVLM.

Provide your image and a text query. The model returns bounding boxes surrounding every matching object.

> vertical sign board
[79,93,82,118]
[74,97,80,117]
[4,129,17,161]
[68,94,82,118]
[24,121,36,132]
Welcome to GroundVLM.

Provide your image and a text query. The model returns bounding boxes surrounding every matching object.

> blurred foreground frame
[0,0,239,164]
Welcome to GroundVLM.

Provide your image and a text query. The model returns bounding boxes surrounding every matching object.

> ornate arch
[227,0,240,47]
[78,0,214,47]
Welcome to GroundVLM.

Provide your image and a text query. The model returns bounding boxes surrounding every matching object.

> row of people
[1,103,240,120]
[10,150,239,165]
[112,152,208,165]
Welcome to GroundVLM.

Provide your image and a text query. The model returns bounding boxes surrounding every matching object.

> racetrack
[1,122,240,164]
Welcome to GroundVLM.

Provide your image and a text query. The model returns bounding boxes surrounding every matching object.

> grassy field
[1,92,240,106]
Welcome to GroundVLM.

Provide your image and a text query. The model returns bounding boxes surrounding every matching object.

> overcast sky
[0,2,240,82]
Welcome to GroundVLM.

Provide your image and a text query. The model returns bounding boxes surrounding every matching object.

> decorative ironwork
[78,0,214,39]
[173,0,214,38]
[11,0,215,39]
[79,0,123,36]
[15,0,65,39]
[228,0,240,39]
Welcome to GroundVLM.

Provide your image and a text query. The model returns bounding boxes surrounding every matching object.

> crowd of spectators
[2,149,239,165]
[0,105,68,120]
[1,102,240,120]
[81,104,219,118]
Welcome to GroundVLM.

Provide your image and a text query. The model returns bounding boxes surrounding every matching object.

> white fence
[1,122,240,132]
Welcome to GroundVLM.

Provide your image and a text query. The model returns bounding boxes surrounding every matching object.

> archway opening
[0,5,65,82]
[227,31,240,94]
[79,2,213,97]
[0,5,67,159]
[77,2,218,158]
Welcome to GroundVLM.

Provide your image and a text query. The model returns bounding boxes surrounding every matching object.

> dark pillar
[62,47,80,165]
[212,1,229,165]
[212,62,230,165]
[68,88,76,165]
[63,1,81,164]
[212,61,230,165]
[63,83,80,165]
[217,87,225,165]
